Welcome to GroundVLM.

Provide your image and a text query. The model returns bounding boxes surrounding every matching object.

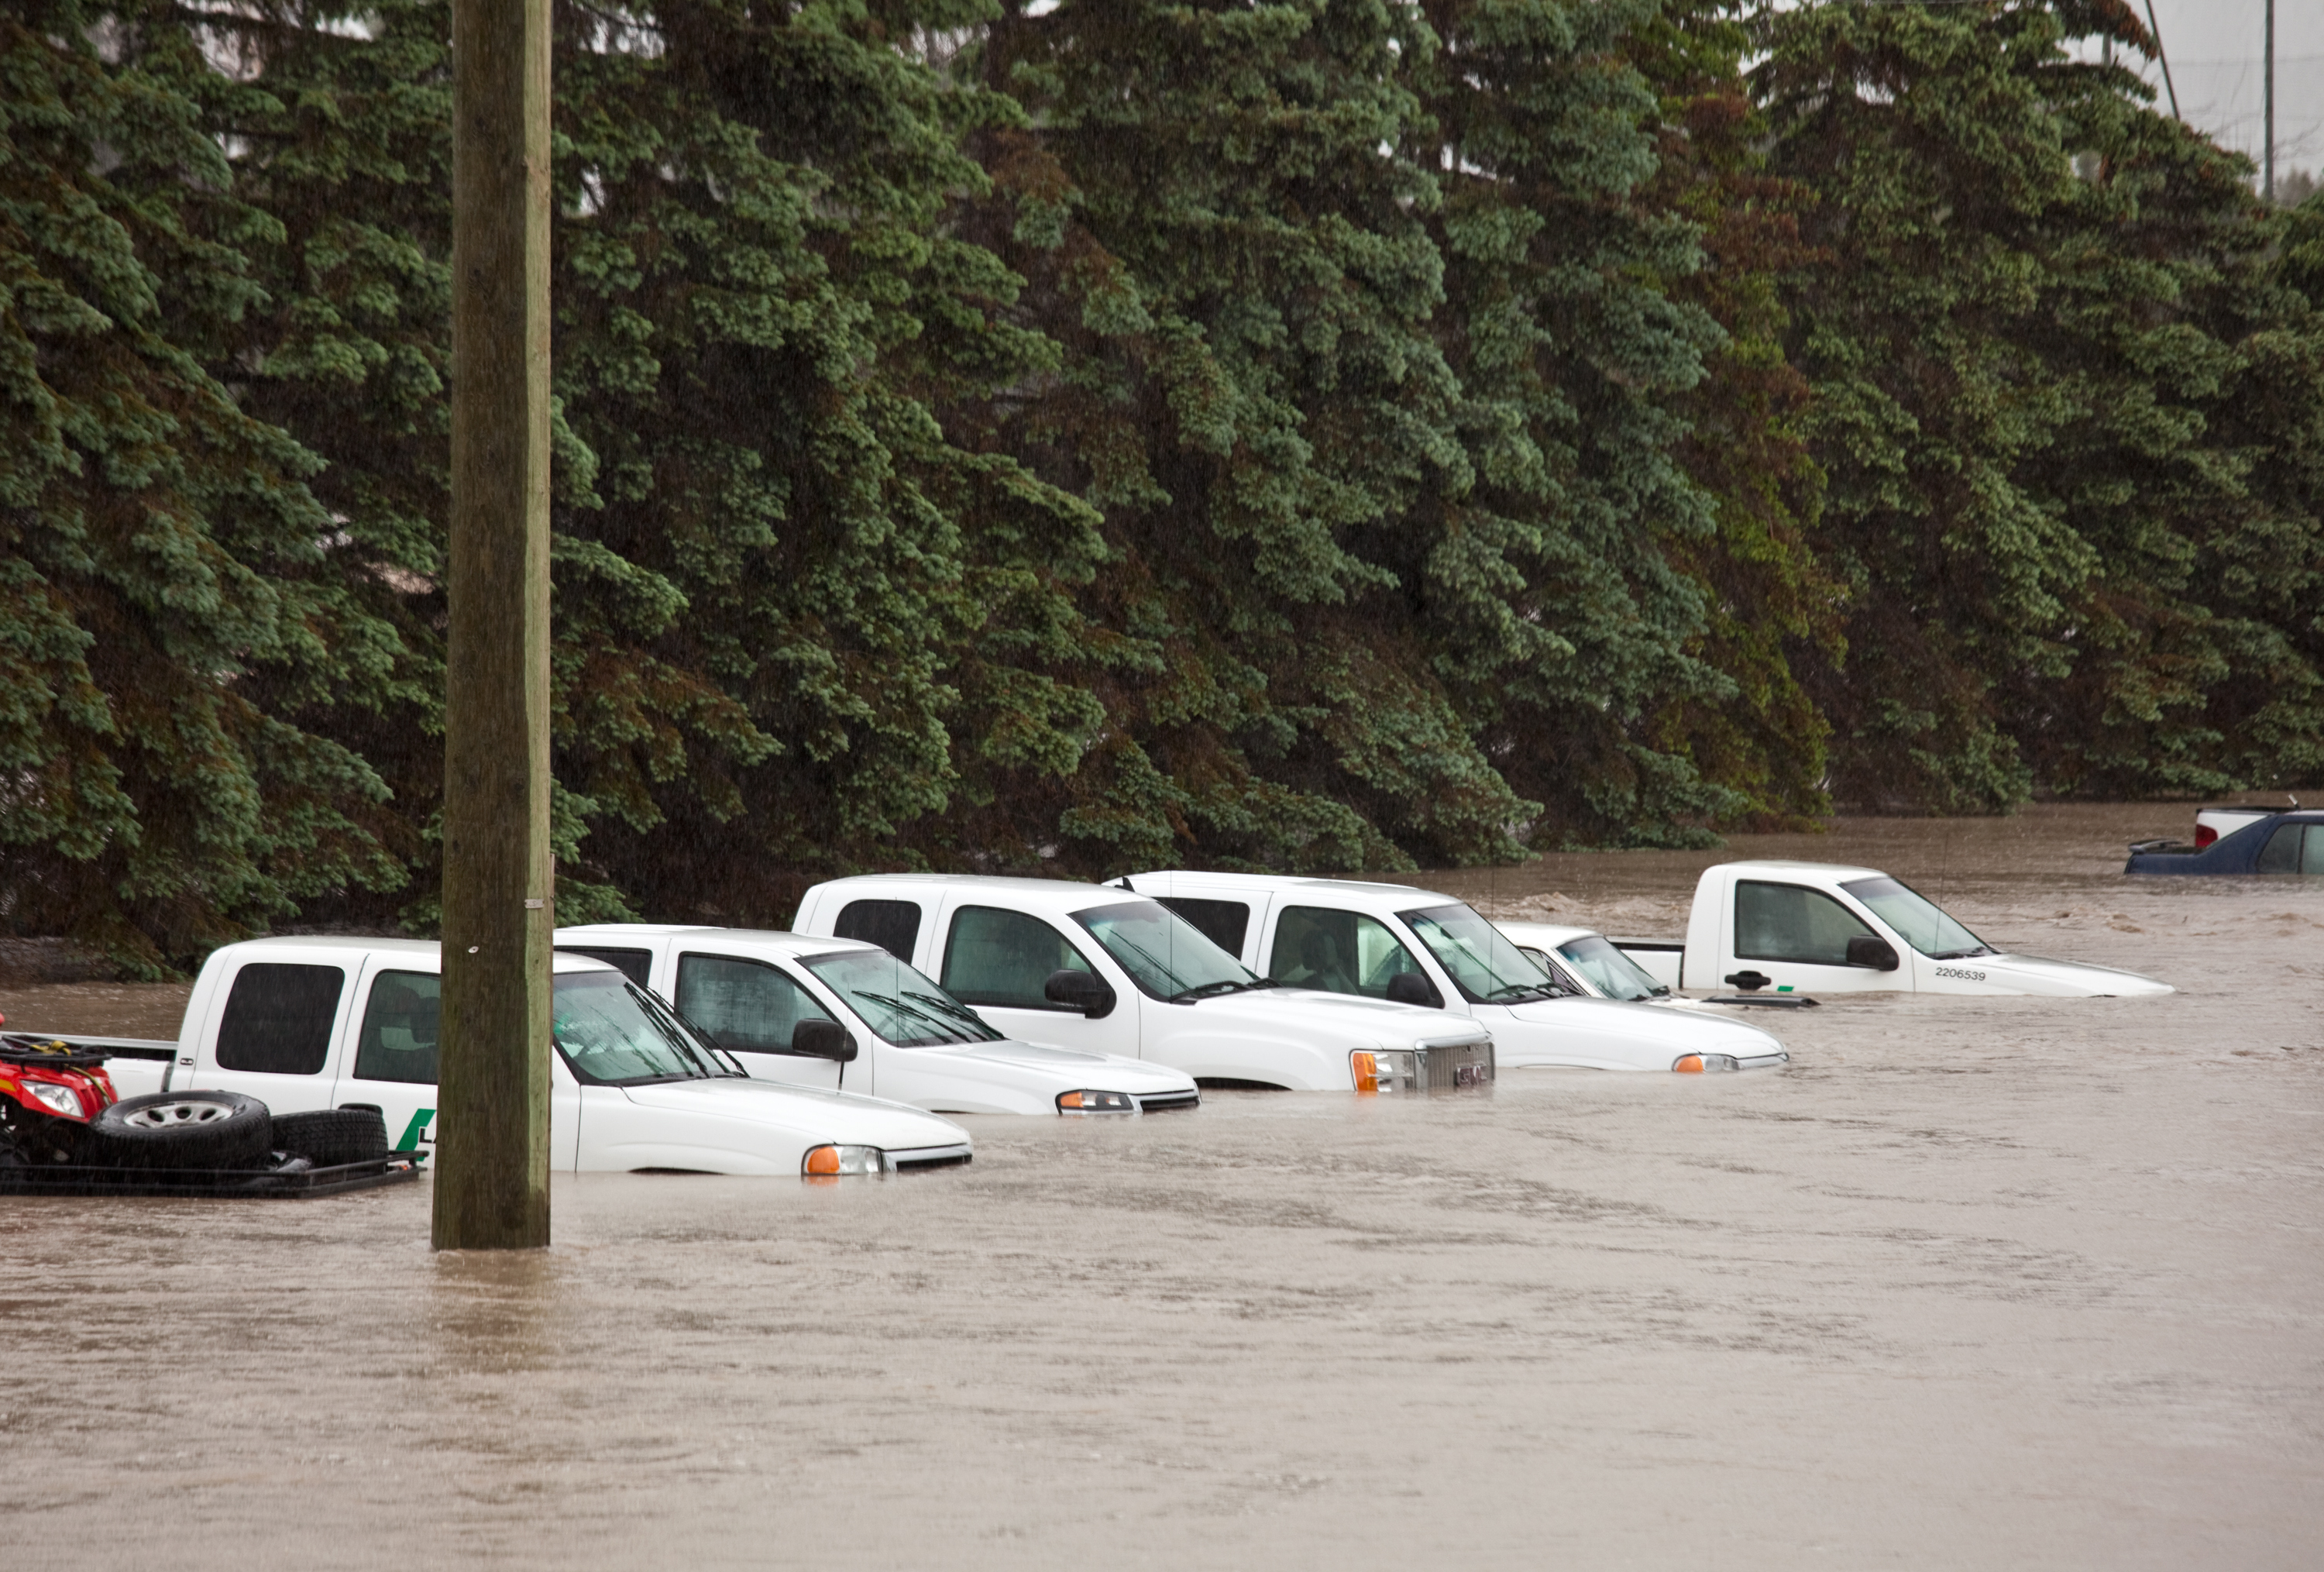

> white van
[791,876,1494,1093]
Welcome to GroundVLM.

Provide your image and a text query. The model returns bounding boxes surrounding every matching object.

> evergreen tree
[966,0,1543,873]
[1757,0,2324,809]
[199,0,1107,924]
[0,2,400,970]
[1409,0,1758,848]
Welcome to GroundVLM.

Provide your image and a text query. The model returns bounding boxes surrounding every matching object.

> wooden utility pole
[434,0,555,1250]
[2264,0,2276,202]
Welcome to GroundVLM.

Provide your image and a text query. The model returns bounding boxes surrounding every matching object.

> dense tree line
[5,0,2319,968]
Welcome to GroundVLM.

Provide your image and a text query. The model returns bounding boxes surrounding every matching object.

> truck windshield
[1400,904,1562,1003]
[801,949,1002,1046]
[1555,935,1669,1000]
[1839,876,1990,958]
[1072,900,1269,1002]
[552,972,736,1084]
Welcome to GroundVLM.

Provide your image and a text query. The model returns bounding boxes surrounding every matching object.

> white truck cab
[1617,861,2173,997]
[1121,872,1788,1073]
[108,937,972,1175]
[554,924,1200,1116]
[790,875,1494,1092]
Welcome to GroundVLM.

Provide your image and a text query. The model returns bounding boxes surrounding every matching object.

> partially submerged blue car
[2126,810,2324,875]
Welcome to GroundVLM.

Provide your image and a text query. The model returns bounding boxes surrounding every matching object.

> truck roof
[1132,870,1463,903]
[559,924,882,960]
[211,935,617,975]
[1708,858,1889,882]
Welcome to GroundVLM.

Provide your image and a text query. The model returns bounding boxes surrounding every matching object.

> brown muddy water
[4,803,2321,1569]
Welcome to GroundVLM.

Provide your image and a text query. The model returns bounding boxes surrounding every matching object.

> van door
[1725,879,1902,995]
[671,951,847,1092]
[933,900,1133,1054]
[329,962,586,1171]
[186,955,352,1118]
[331,962,448,1166]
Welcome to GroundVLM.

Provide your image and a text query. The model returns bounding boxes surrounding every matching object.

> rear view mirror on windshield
[791,1018,858,1061]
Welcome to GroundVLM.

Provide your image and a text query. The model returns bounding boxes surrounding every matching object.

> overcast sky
[2094,0,2322,183]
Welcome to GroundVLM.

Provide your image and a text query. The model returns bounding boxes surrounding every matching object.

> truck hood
[908,1038,1195,1092]
[1190,987,1494,1051]
[1493,995,1784,1071]
[1958,953,2174,997]
[618,1077,971,1151]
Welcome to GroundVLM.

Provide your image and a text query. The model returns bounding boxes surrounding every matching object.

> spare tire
[89,1092,273,1169]
[269,1107,389,1168]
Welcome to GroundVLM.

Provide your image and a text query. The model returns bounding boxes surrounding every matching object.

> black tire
[88,1092,273,1169]
[269,1108,389,1168]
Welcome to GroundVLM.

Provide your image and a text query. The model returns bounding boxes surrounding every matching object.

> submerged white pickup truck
[73,937,973,1176]
[1121,872,1788,1073]
[554,923,1201,1116]
[1609,861,2172,998]
[790,875,1494,1092]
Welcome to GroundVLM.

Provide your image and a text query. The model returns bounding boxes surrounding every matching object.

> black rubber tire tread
[269,1108,389,1168]
[89,1092,273,1169]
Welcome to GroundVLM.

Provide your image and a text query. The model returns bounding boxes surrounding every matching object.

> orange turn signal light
[1057,1091,1085,1109]
[803,1144,842,1175]
[1673,1054,1705,1074]
[1352,1051,1379,1093]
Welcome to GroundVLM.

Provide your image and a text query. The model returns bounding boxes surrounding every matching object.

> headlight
[801,1144,890,1176]
[1673,1054,1740,1074]
[1056,1089,1138,1114]
[1352,1048,1422,1093]
[26,1081,84,1117]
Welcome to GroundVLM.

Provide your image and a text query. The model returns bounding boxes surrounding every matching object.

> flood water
[5,804,2320,1569]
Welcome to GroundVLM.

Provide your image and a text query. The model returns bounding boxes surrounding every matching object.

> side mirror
[1845,936,1900,972]
[791,1018,858,1062]
[1043,968,1116,1018]
[1384,972,1439,1007]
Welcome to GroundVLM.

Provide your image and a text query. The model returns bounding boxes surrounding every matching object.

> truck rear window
[834,899,923,961]
[1157,896,1250,958]
[215,963,346,1075]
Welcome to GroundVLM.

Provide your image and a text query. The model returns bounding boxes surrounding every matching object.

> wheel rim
[120,1099,238,1130]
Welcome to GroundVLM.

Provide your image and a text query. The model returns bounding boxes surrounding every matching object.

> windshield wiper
[1483,982,1562,1003]
[901,989,998,1040]
[1167,978,1277,1003]
[855,989,978,1044]
[1925,946,1996,960]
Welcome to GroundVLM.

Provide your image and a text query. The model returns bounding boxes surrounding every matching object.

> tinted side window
[941,906,1093,1010]
[2257,824,2305,874]
[215,963,345,1075]
[834,899,923,961]
[1734,882,1876,965]
[2309,827,2324,875]
[1157,896,1251,959]
[352,970,441,1085]
[555,946,652,989]
[1267,906,1428,999]
[676,955,834,1052]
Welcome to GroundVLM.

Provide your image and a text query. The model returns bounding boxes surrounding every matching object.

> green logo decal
[396,1107,437,1164]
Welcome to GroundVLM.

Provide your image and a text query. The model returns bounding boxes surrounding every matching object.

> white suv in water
[790,876,1494,1092]
[1119,872,1789,1074]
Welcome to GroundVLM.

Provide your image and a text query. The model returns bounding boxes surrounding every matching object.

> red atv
[0,1023,376,1172]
